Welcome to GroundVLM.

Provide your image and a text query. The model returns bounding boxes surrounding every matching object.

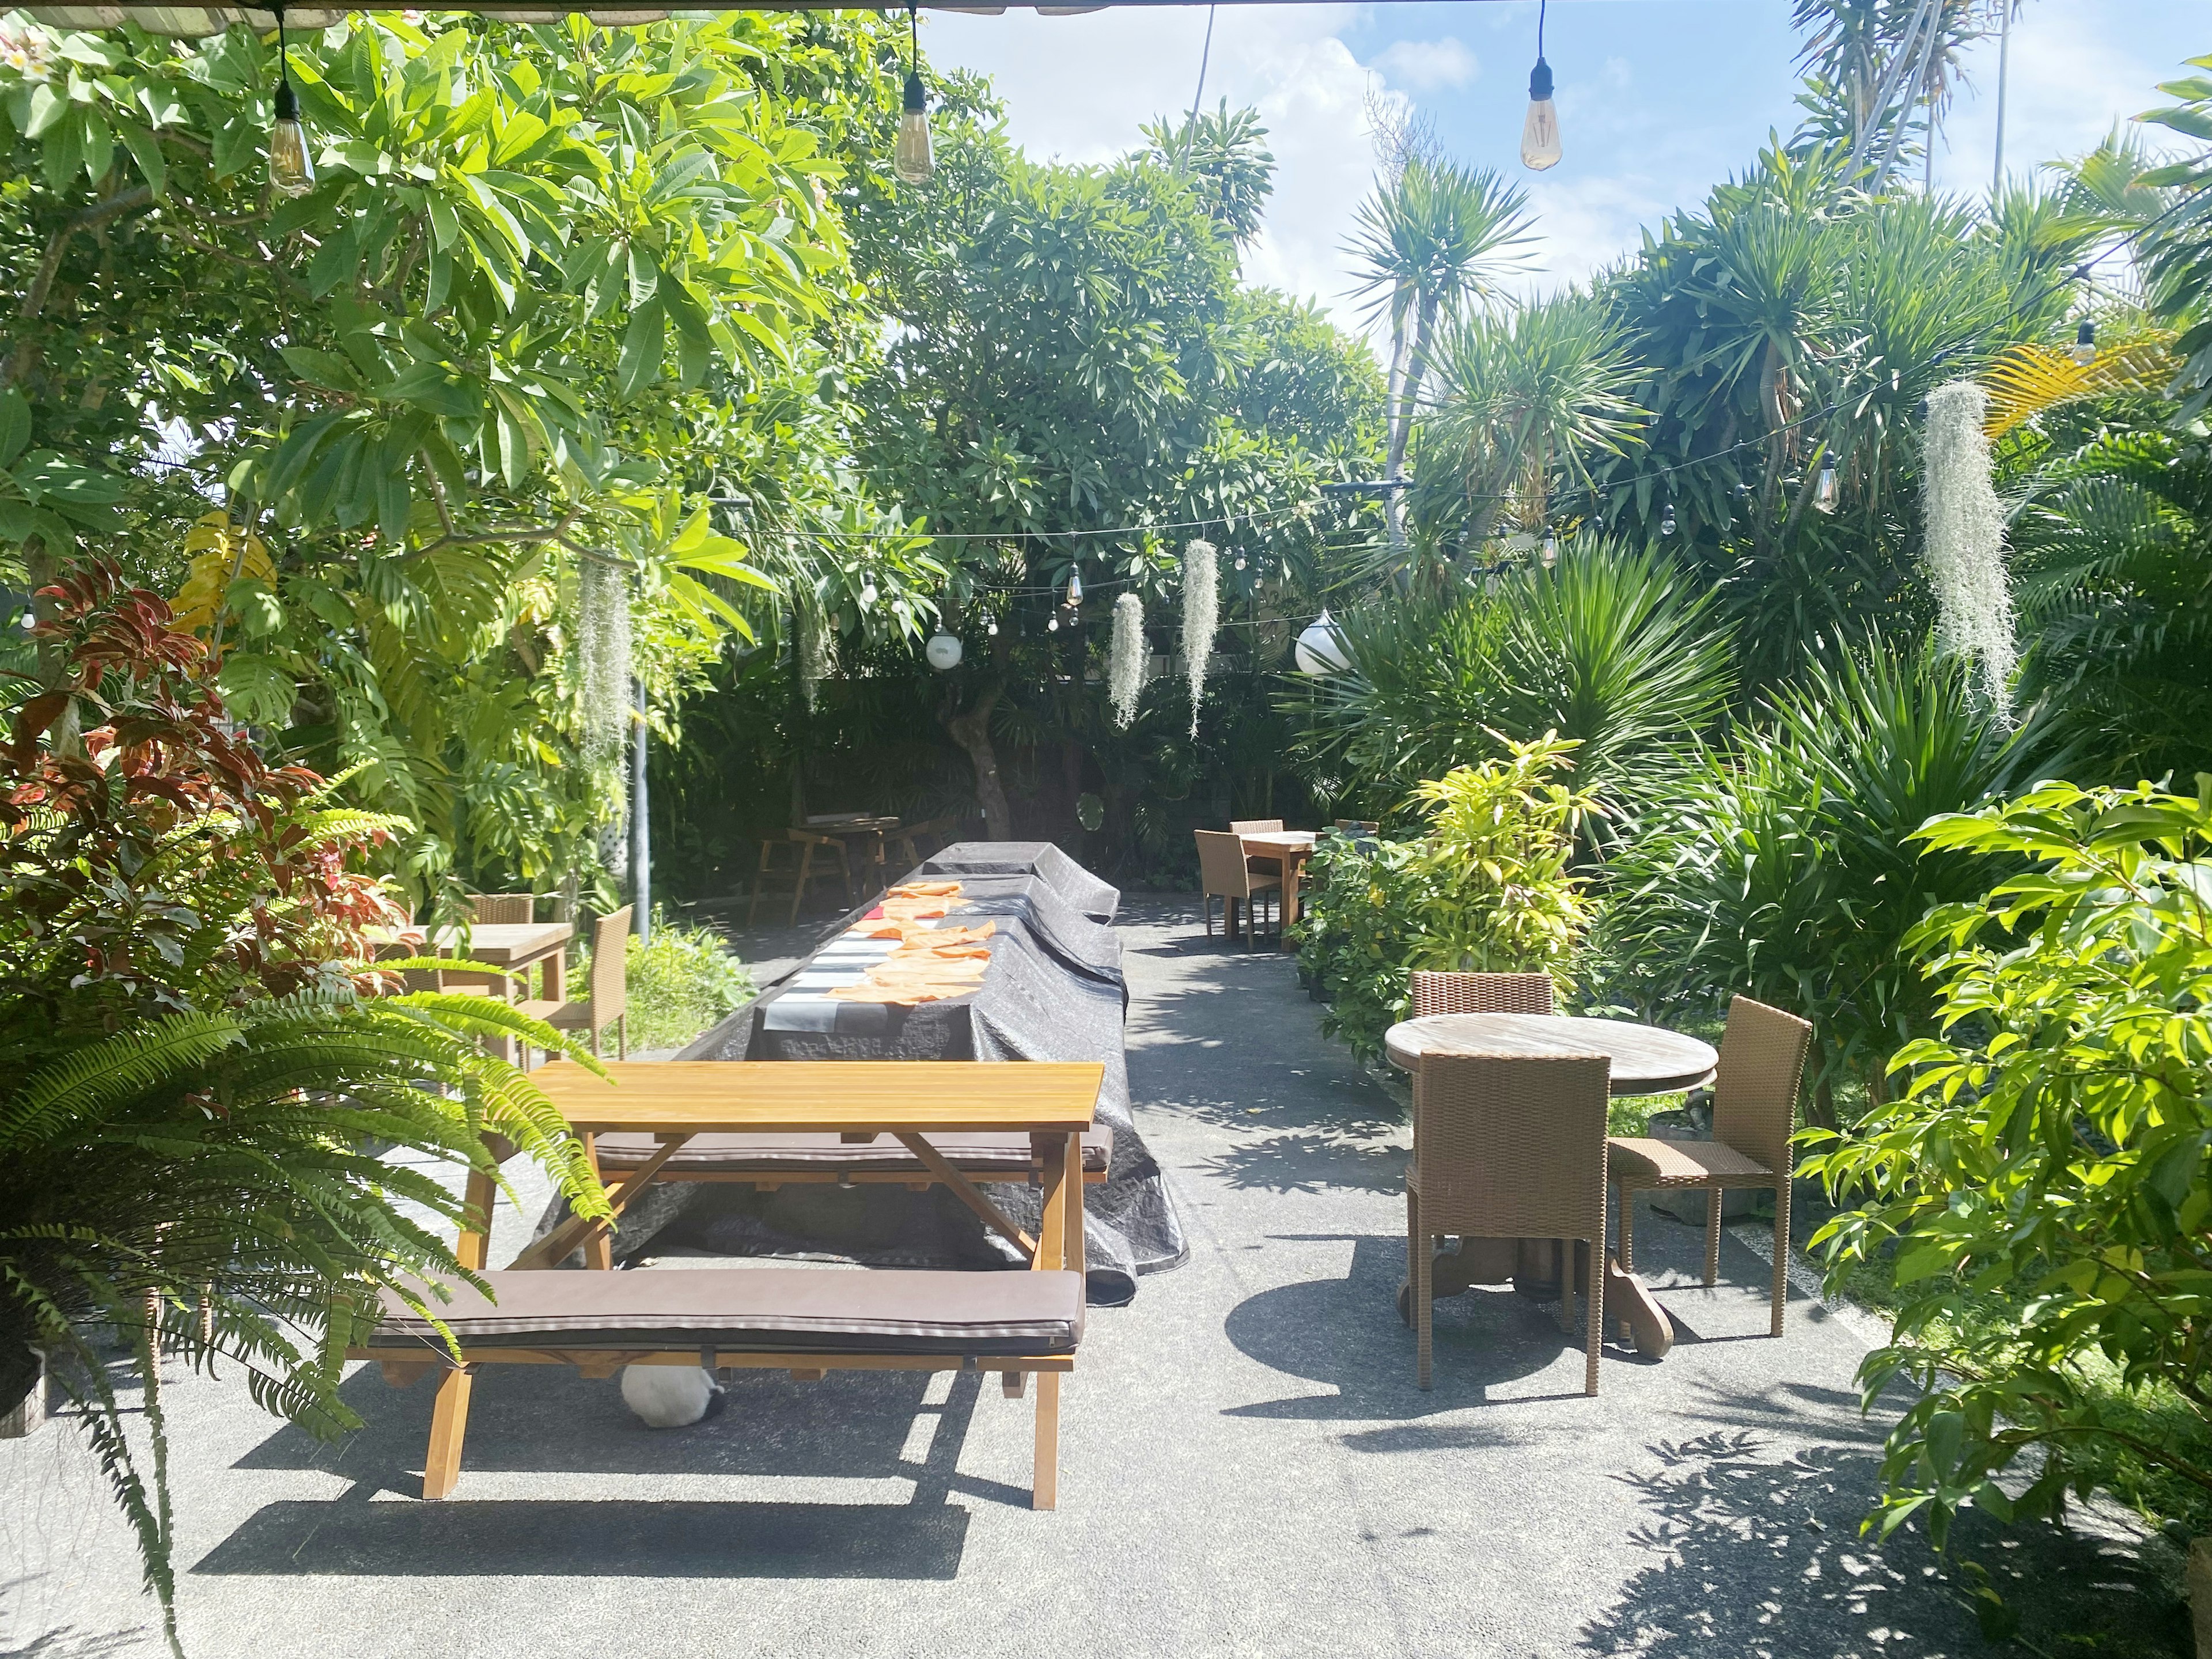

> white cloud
[928,5,1382,339]
[1370,36,1479,94]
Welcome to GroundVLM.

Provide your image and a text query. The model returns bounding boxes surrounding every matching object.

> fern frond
[1983,334,2180,438]
[0,1015,244,1152]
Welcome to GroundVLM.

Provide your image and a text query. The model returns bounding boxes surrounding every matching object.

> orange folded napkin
[889,881,963,898]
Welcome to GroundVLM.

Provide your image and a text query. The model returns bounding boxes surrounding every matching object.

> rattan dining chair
[520,905,632,1064]
[1409,971,1556,1018]
[1607,994,1812,1337]
[1408,1051,1611,1393]
[1195,829,1280,946]
[445,892,537,995]
[1230,816,1286,876]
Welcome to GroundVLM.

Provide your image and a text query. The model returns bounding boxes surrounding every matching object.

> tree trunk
[944,683,1012,840]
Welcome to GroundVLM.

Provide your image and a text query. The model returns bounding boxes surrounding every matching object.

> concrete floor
[0,899,2189,1658]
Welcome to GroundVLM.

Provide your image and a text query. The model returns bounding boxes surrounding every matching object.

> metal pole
[631,676,651,946]
[1991,0,2012,196]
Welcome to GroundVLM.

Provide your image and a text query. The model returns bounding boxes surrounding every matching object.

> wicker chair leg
[1770,1178,1789,1337]
[1412,1197,1433,1391]
[1584,1230,1604,1396]
[1617,1182,1635,1274]
[1705,1187,1723,1286]
[1555,1240,1575,1336]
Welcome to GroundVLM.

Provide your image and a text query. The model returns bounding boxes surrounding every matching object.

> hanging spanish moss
[797,603,831,713]
[577,556,633,763]
[1108,592,1146,729]
[1922,381,2017,717]
[1181,539,1217,738]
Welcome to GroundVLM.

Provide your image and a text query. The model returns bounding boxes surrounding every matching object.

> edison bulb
[1813,461,1839,515]
[895,71,933,185]
[1521,60,1561,171]
[269,80,314,198]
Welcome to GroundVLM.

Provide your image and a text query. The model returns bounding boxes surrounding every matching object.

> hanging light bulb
[1813,459,1839,514]
[2070,317,2098,367]
[1659,502,1677,537]
[267,4,313,198]
[1047,615,1059,632]
[986,618,999,637]
[895,2,933,185]
[1294,611,1351,677]
[1234,552,1247,571]
[1065,567,1082,607]
[1520,0,1562,172]
[858,573,878,607]
[1541,532,1558,570]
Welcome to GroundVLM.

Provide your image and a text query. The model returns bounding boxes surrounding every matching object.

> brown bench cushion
[361,1267,1084,1357]
[591,1127,1113,1176]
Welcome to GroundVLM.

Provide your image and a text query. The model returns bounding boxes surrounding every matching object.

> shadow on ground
[1585,1429,2190,1658]
[196,1368,1019,1581]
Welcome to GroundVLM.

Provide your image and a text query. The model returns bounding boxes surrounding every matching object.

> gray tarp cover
[532,851,1184,1304]
[918,841,1120,923]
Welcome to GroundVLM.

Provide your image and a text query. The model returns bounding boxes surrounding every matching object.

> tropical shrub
[0,566,607,1648]
[1803,780,2212,1543]
[579,912,756,1052]
[1291,736,1595,1059]
[1296,540,1734,832]
[1603,636,2044,1118]
[1404,734,1594,977]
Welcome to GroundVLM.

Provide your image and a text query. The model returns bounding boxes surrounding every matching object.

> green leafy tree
[1804,779,2212,1544]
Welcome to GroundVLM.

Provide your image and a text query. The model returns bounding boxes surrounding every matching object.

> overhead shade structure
[24,3,1131,31]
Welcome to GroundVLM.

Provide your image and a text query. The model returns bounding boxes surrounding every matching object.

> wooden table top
[1384,1014,1717,1096]
[418,921,573,963]
[1240,831,1318,853]
[528,1060,1104,1134]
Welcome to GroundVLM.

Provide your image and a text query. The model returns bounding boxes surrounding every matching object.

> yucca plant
[0,566,609,1653]
[1601,633,2052,1119]
[1293,538,1734,840]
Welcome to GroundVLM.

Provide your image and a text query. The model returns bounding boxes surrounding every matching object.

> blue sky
[929,0,2206,340]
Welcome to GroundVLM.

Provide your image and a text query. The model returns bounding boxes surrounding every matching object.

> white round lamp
[1294,610,1350,676]
[925,630,964,671]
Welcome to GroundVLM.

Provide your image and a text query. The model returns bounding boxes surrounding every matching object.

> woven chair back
[589,906,632,1024]
[1409,971,1555,1018]
[1710,994,1813,1175]
[1414,1052,1609,1240]
[1194,830,1261,899]
[1229,818,1285,834]
[467,892,535,925]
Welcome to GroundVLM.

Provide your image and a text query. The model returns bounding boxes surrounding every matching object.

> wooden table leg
[543,942,567,1003]
[510,1132,692,1270]
[1030,1128,1076,1513]
[581,1134,613,1271]
[1278,853,1305,950]
[457,1165,497,1272]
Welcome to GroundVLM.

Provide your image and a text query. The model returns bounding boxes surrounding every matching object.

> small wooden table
[1237,830,1319,949]
[498,1061,1102,1276]
[1384,1013,1717,1351]
[421,920,574,1002]
[802,815,904,892]
[1384,1013,1717,1093]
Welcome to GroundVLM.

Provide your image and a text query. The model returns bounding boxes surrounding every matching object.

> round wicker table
[1384,1013,1717,1094]
[1383,1013,1718,1332]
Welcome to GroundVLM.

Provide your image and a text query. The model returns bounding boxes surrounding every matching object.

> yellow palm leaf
[171,512,275,635]
[1982,332,2179,440]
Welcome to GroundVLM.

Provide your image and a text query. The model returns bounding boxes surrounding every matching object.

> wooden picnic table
[495,1060,1103,1277]
[1383,1013,1717,1353]
[802,813,904,891]
[1237,829,1318,949]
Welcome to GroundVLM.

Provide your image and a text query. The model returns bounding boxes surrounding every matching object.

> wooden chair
[747,831,853,927]
[1332,819,1380,833]
[1408,1051,1609,1393]
[1230,816,1285,876]
[520,906,632,1062]
[1607,994,1812,1338]
[1194,830,1279,946]
[1410,971,1556,1018]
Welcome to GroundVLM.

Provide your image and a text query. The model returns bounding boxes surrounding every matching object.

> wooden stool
[747,830,854,927]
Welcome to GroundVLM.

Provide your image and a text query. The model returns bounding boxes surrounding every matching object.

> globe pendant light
[1294,610,1350,676]
[895,3,933,185]
[925,629,963,671]
[1520,0,1562,172]
[268,3,313,198]
[1659,502,1677,537]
